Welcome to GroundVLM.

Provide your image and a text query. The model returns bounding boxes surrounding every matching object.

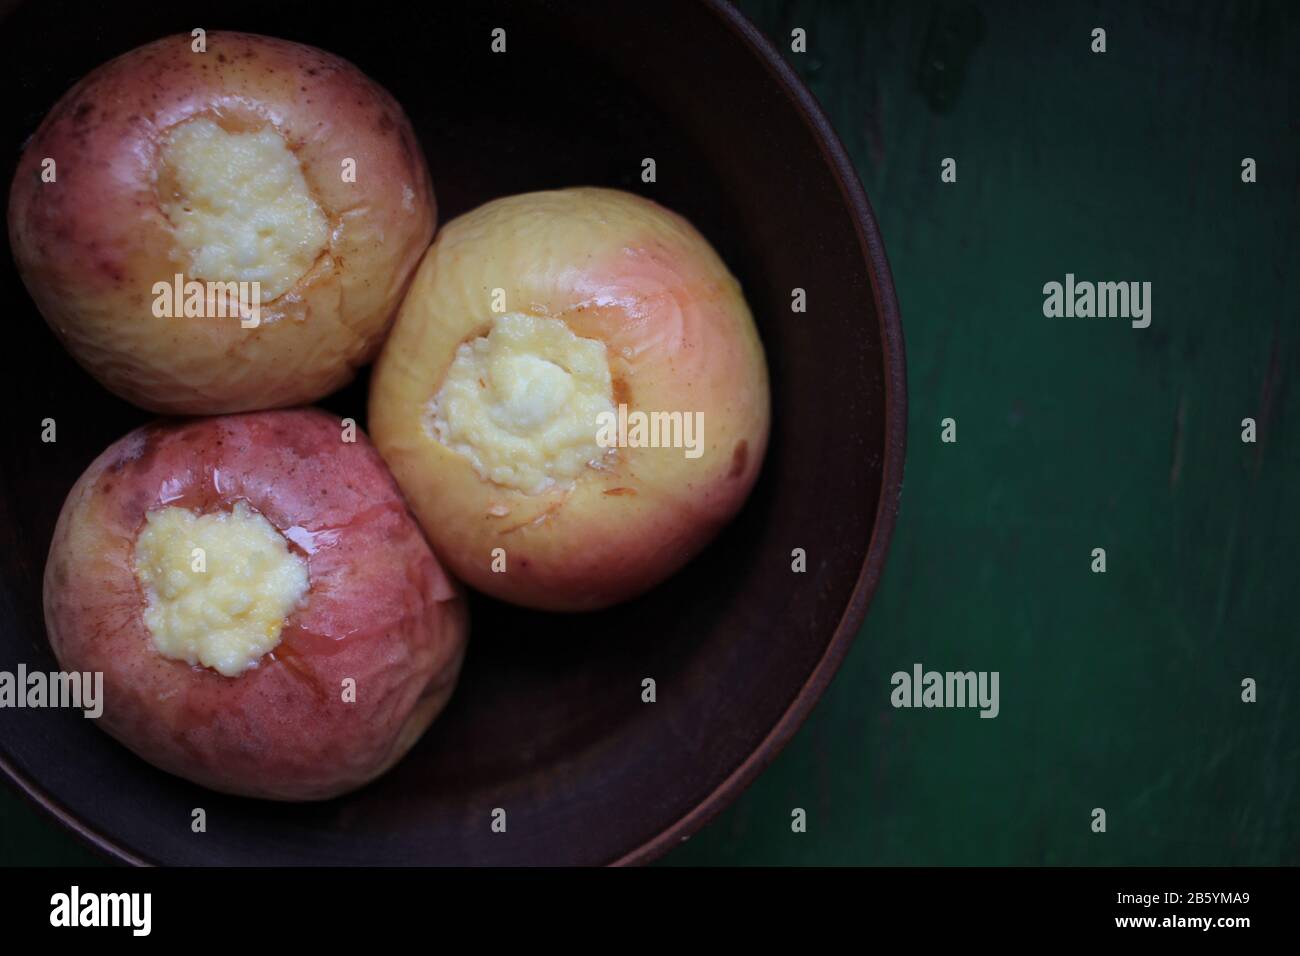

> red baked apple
[43,409,467,800]
[9,31,434,414]
[369,188,770,611]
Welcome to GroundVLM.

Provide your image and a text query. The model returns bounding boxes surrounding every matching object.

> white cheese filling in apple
[427,312,616,495]
[159,118,329,302]
[133,501,309,676]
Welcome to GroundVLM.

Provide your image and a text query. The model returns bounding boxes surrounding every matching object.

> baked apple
[8,31,434,414]
[369,188,770,611]
[43,409,467,801]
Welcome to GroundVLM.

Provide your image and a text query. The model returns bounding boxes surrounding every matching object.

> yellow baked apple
[369,188,770,611]
[8,31,434,414]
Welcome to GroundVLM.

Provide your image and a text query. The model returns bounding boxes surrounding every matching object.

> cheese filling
[133,502,309,677]
[428,312,616,495]
[159,118,329,301]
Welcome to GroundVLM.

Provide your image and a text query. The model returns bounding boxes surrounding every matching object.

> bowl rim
[0,0,907,868]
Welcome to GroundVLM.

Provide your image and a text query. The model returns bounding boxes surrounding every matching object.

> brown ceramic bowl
[0,0,905,865]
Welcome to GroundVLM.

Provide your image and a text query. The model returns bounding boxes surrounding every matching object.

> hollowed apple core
[157,117,329,302]
[427,312,616,495]
[132,501,309,677]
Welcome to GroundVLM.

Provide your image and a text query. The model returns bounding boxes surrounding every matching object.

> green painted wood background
[2,0,1296,866]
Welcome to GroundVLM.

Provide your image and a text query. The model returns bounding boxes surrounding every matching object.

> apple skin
[43,409,468,801]
[369,188,770,611]
[8,31,435,415]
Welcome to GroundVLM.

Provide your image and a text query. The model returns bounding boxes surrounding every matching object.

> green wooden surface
[2,0,1297,866]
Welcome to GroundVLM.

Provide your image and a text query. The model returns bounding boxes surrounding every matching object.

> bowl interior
[0,0,900,865]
